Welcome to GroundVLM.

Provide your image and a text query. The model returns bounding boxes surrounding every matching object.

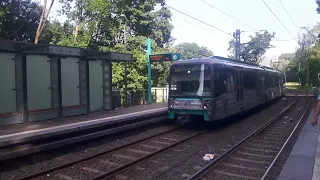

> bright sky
[166,0,319,65]
[50,0,319,66]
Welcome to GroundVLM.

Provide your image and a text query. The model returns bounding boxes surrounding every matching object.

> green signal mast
[147,38,181,104]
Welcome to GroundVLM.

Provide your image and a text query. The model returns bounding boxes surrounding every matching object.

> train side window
[214,67,226,96]
[243,70,253,89]
[226,68,235,92]
[265,73,270,88]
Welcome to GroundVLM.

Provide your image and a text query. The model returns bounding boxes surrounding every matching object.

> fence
[112,88,169,108]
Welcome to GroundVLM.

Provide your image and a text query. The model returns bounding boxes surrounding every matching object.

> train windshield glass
[170,64,211,97]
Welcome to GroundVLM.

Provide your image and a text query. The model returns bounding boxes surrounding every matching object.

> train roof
[171,56,281,74]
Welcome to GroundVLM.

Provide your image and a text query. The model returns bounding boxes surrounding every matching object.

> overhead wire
[166,5,233,37]
[278,0,300,30]
[261,0,295,39]
[200,0,256,30]
[174,16,230,40]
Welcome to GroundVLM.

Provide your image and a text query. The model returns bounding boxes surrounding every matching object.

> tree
[0,0,174,90]
[272,53,293,72]
[173,42,214,59]
[0,0,42,42]
[228,31,275,63]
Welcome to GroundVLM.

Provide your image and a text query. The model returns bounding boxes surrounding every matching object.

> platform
[277,108,320,180]
[0,102,167,147]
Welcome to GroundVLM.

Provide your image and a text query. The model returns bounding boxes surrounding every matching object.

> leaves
[0,0,180,90]
[228,31,275,63]
[0,0,42,42]
[173,42,214,59]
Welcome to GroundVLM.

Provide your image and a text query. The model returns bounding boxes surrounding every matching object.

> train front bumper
[168,109,211,121]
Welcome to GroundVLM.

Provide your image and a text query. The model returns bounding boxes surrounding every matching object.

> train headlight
[168,99,176,109]
[202,100,211,109]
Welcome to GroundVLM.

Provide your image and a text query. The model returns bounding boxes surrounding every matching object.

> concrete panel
[26,55,51,110]
[61,57,80,107]
[0,115,23,126]
[89,60,103,112]
[62,106,87,117]
[0,53,16,114]
[29,110,58,122]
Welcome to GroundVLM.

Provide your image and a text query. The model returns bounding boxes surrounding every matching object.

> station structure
[0,39,137,126]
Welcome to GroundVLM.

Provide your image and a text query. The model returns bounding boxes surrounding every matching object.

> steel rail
[17,124,178,180]
[90,130,207,180]
[261,96,311,180]
[187,96,298,180]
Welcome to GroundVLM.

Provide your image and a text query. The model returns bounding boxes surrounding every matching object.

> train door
[235,70,240,102]
[213,65,227,120]
[235,69,242,102]
[225,68,237,116]
[239,70,243,101]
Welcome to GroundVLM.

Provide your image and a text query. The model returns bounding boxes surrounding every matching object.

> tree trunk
[74,2,83,40]
[35,0,54,44]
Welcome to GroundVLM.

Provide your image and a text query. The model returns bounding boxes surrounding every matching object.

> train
[167,56,285,122]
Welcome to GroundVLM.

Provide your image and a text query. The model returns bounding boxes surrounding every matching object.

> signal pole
[234,29,241,61]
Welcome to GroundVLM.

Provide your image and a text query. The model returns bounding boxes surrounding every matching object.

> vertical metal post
[299,62,301,86]
[162,88,165,102]
[143,90,146,104]
[235,29,241,61]
[147,37,152,104]
[123,20,128,108]
[307,60,309,87]
[21,55,28,122]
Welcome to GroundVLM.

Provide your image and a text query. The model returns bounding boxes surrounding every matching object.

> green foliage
[228,31,275,63]
[0,0,176,90]
[0,0,42,42]
[173,42,214,59]
[277,23,320,88]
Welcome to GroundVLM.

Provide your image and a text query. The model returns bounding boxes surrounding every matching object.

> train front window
[170,64,211,97]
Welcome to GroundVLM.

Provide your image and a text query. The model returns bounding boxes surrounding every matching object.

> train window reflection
[170,64,211,97]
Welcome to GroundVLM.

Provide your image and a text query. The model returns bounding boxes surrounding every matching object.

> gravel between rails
[27,128,203,180]
[201,97,309,180]
[0,123,177,180]
[104,98,295,180]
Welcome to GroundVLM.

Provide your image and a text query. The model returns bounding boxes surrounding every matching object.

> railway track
[2,97,298,180]
[16,127,205,180]
[187,96,310,180]
[96,97,295,180]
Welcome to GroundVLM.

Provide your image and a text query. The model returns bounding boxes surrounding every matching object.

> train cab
[167,56,284,123]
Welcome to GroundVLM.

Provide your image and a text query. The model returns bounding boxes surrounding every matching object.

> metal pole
[307,60,309,87]
[299,62,301,85]
[235,29,241,61]
[124,20,128,108]
[147,37,152,104]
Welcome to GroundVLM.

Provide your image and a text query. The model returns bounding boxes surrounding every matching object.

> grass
[284,81,316,94]
[285,82,300,90]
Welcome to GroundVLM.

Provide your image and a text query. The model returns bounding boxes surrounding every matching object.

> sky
[49,0,319,66]
[165,0,319,66]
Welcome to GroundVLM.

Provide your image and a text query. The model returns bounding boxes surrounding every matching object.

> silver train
[167,56,284,122]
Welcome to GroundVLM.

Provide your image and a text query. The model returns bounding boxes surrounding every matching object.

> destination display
[149,53,181,62]
[173,64,209,73]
